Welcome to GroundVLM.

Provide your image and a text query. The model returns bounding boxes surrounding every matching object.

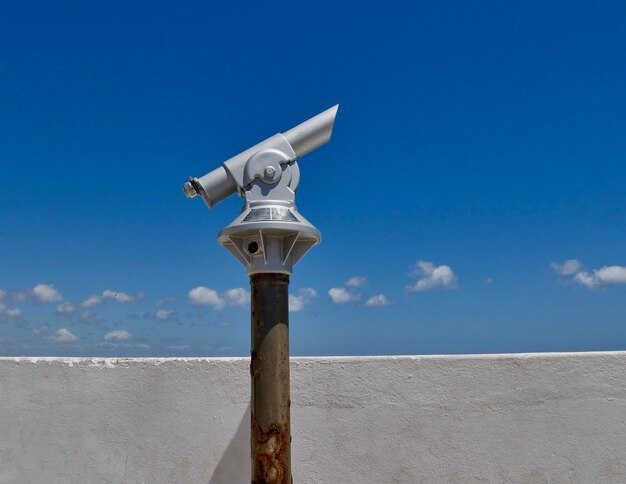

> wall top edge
[0,350,625,366]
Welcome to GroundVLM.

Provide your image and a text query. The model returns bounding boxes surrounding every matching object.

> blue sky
[1,1,625,357]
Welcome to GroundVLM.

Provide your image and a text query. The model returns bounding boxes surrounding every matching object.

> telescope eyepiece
[183,178,199,198]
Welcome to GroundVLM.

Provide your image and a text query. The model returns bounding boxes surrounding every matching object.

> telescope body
[188,105,338,208]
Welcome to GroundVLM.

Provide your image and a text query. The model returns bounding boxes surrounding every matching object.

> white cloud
[551,259,583,276]
[155,309,175,321]
[104,330,132,341]
[345,276,367,287]
[102,290,136,303]
[157,297,175,306]
[551,260,626,291]
[32,284,63,303]
[80,294,102,307]
[0,289,5,301]
[49,328,78,342]
[300,288,318,298]
[167,344,190,351]
[595,266,626,285]
[328,287,360,304]
[224,288,250,307]
[188,286,224,308]
[573,265,626,290]
[186,286,265,309]
[405,261,458,292]
[79,311,94,321]
[573,271,595,289]
[33,324,49,335]
[365,294,390,307]
[57,302,76,316]
[288,295,306,312]
[6,307,22,319]
[289,288,318,313]
[485,277,493,285]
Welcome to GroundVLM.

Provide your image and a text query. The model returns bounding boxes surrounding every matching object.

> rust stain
[250,350,261,379]
[251,413,290,484]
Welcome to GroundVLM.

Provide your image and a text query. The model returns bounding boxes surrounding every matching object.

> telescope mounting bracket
[218,148,320,276]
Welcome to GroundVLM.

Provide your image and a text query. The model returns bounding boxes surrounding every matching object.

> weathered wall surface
[1,352,625,483]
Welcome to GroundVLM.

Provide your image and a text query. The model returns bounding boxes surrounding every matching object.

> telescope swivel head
[183,105,338,276]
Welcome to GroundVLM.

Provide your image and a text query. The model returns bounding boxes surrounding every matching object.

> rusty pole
[250,273,291,484]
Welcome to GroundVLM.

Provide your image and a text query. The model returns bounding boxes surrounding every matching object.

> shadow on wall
[209,405,250,483]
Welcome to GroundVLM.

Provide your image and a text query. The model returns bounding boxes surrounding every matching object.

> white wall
[1,352,625,483]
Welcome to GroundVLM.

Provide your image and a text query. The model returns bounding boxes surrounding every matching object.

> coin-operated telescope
[183,105,338,275]
[183,105,338,483]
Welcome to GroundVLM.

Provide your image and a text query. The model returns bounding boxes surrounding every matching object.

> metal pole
[250,273,291,484]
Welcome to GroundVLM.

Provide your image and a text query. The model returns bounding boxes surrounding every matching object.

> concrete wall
[1,352,625,483]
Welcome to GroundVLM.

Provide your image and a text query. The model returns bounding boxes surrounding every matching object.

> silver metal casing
[185,105,338,275]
